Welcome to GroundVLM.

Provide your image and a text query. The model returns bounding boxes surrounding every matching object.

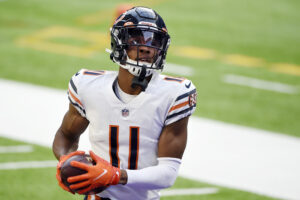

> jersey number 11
[109,125,139,170]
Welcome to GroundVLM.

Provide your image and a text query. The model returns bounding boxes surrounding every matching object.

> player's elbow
[152,162,179,189]
[145,171,177,189]
[160,173,177,188]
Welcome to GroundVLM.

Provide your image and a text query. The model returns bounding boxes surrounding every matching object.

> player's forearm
[52,128,79,160]
[121,157,181,190]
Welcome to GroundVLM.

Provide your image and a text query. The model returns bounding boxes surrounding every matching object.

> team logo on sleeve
[189,92,197,107]
[121,108,130,117]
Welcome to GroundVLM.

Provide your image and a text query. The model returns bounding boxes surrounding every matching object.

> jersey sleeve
[164,80,197,125]
[67,69,86,118]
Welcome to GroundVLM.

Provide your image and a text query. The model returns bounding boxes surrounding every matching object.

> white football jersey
[67,69,197,200]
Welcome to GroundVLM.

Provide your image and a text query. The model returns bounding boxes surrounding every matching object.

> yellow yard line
[16,26,109,58]
[270,63,300,76]
[15,26,300,76]
[221,54,265,68]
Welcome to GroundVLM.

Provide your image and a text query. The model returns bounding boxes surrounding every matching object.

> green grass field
[0,0,299,199]
[0,137,276,200]
[0,0,299,137]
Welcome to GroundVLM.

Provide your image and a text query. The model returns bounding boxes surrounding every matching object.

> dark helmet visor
[127,28,167,49]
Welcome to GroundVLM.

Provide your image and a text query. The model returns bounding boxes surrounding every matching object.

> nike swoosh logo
[185,81,191,88]
[93,169,107,181]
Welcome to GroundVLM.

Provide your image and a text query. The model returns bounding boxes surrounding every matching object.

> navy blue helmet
[110,7,171,77]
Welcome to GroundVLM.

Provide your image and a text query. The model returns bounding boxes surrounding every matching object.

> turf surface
[0,0,299,199]
[0,137,276,200]
[0,0,299,137]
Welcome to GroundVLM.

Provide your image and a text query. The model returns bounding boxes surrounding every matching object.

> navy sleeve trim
[69,78,78,94]
[175,88,196,102]
[166,106,195,120]
[68,96,86,115]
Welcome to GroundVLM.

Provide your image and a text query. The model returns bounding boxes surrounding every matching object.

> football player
[53,6,197,200]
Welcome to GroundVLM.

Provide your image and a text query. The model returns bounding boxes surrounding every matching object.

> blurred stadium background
[0,0,300,199]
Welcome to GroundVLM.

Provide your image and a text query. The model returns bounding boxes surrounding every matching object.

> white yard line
[163,63,194,76]
[183,117,300,200]
[0,160,219,197]
[0,160,57,170]
[161,188,218,196]
[223,74,299,94]
[0,145,33,153]
[0,78,300,199]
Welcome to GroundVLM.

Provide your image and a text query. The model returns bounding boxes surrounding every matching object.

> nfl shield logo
[121,108,129,117]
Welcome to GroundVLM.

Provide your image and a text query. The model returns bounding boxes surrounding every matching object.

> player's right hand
[67,151,120,194]
[56,150,85,194]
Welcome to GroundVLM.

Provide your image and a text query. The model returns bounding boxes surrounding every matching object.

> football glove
[56,150,85,194]
[68,151,121,194]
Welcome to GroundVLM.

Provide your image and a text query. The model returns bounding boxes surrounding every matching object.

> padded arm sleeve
[126,157,181,190]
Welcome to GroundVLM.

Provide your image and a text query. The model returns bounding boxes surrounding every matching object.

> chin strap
[131,65,149,92]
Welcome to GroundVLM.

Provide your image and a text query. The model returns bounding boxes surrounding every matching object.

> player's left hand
[56,150,85,194]
[67,151,121,194]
